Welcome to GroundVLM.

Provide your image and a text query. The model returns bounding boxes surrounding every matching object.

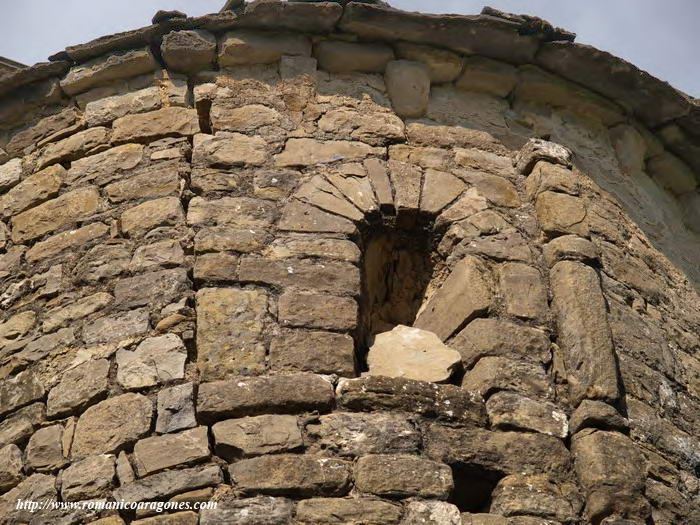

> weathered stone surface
[114,268,190,309]
[195,287,268,380]
[572,430,649,523]
[231,456,348,500]
[187,196,276,228]
[525,160,578,198]
[280,54,317,79]
[278,200,357,234]
[47,358,110,418]
[275,138,381,167]
[195,227,270,254]
[451,318,550,368]
[319,109,404,146]
[116,333,187,390]
[132,512,198,525]
[647,151,697,196]
[307,412,419,457]
[569,400,628,435]
[316,40,394,73]
[61,454,115,501]
[198,373,334,422]
[295,175,364,221]
[162,30,216,73]
[277,291,357,331]
[490,474,583,522]
[67,143,144,186]
[212,414,302,459]
[82,308,150,344]
[435,188,489,229]
[219,29,311,66]
[26,424,67,471]
[121,196,185,236]
[420,168,466,214]
[11,186,100,243]
[498,263,548,320]
[0,444,23,492]
[543,234,599,267]
[116,451,135,485]
[414,256,493,341]
[72,393,152,458]
[239,257,360,295]
[194,252,239,283]
[486,391,568,437]
[105,164,181,203]
[0,403,44,448]
[156,383,196,434]
[462,356,553,400]
[42,292,112,333]
[367,325,461,383]
[193,132,269,167]
[0,311,36,349]
[84,86,160,127]
[385,60,431,118]
[60,48,157,95]
[270,329,355,376]
[0,370,44,417]
[426,425,571,476]
[112,107,200,143]
[456,56,517,97]
[337,376,486,426]
[133,426,210,477]
[200,496,293,525]
[296,497,401,525]
[551,261,619,405]
[6,106,82,155]
[355,454,452,499]
[395,41,462,83]
[113,464,223,503]
[388,160,422,217]
[0,164,63,218]
[267,236,360,263]
[403,501,462,525]
[536,191,588,236]
[515,138,572,175]
[0,158,22,191]
[130,239,185,272]
[0,473,58,524]
[36,126,111,168]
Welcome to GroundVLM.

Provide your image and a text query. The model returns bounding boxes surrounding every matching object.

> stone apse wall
[0,2,699,524]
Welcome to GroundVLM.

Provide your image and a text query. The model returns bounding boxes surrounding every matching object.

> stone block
[457,171,519,207]
[239,257,360,295]
[85,86,161,127]
[337,376,486,426]
[266,236,360,263]
[42,292,113,333]
[421,168,467,214]
[278,199,357,235]
[462,356,553,400]
[212,414,302,459]
[72,393,152,458]
[254,168,300,200]
[306,412,420,457]
[435,187,489,229]
[525,160,578,198]
[116,334,187,390]
[316,40,394,73]
[187,196,276,228]
[486,391,568,437]
[270,329,355,376]
[195,287,268,380]
[192,132,269,167]
[456,56,517,97]
[0,311,36,348]
[280,55,318,79]
[197,373,334,422]
[498,263,548,320]
[105,164,181,203]
[295,175,364,222]
[36,126,111,168]
[113,464,223,503]
[404,501,462,525]
[219,29,311,66]
[277,291,357,331]
[296,497,401,524]
[0,403,45,448]
[60,48,157,95]
[200,497,292,525]
[229,454,351,496]
[395,41,462,83]
[130,239,185,272]
[114,268,190,309]
[451,318,551,368]
[156,383,196,434]
[551,261,619,405]
[569,400,628,435]
[0,158,22,191]
[47,358,110,418]
[82,308,150,344]
[0,444,23,492]
[66,143,144,186]
[209,103,284,135]
[318,108,404,147]
[61,454,115,501]
[275,138,382,167]
[535,191,588,236]
[7,107,82,155]
[162,30,217,73]
[515,138,572,175]
[26,424,67,471]
[0,164,64,218]
[120,196,185,236]
[0,370,44,418]
[490,474,583,522]
[647,151,698,196]
[195,227,271,254]
[355,454,453,499]
[543,234,599,267]
[414,256,493,341]
[0,473,58,524]
[11,186,100,243]
[193,252,239,283]
[133,426,210,477]
[112,107,200,143]
[385,60,431,118]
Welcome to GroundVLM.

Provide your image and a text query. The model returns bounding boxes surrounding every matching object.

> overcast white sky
[1,0,698,96]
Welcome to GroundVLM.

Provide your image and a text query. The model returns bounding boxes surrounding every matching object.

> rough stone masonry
[0,1,699,524]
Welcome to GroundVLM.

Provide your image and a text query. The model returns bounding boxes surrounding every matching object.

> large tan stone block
[456,56,517,97]
[395,42,462,83]
[112,107,200,143]
[315,40,394,73]
[385,60,431,118]
[133,427,210,477]
[354,454,453,499]
[0,164,64,218]
[219,29,311,66]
